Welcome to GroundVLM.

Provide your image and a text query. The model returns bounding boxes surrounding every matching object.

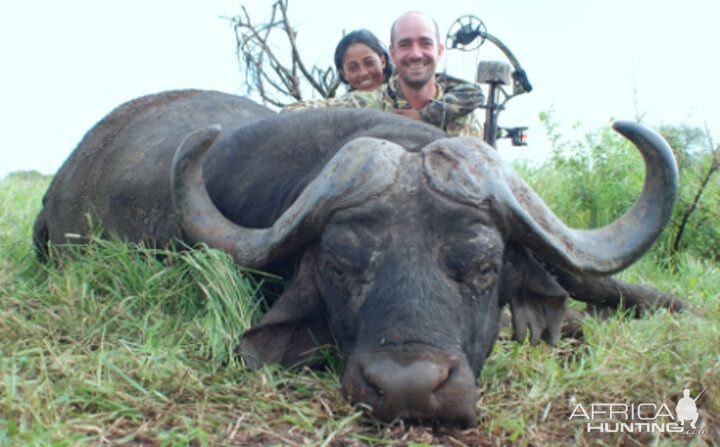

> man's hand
[393,109,422,121]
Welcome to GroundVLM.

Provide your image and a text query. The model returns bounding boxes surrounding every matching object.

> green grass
[1,171,718,446]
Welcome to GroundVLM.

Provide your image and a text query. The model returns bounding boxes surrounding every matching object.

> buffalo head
[171,118,677,426]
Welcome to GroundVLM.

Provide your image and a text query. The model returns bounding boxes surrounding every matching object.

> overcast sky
[1,0,718,180]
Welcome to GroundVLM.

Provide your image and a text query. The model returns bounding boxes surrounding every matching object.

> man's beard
[400,70,433,89]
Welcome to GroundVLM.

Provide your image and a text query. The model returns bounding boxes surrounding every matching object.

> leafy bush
[524,112,720,264]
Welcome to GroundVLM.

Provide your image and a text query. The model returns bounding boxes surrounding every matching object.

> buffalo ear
[237,246,334,369]
[501,243,568,345]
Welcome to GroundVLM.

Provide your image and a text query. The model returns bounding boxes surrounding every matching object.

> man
[285,11,484,137]
[676,389,700,429]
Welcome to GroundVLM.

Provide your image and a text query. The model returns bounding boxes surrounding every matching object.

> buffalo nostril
[343,353,477,426]
[363,359,450,403]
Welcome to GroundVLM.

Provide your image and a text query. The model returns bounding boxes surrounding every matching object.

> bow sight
[446,15,531,147]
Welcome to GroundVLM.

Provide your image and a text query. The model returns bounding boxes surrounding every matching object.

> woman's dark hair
[334,29,394,86]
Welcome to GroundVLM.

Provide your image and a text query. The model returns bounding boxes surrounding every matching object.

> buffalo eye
[444,248,478,281]
[468,264,497,292]
[326,259,346,280]
[319,221,378,289]
[321,251,364,288]
[444,248,498,292]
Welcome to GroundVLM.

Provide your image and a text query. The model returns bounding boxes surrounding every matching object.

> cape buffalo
[34,89,681,426]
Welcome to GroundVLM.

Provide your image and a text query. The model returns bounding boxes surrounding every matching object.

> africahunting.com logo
[568,387,707,436]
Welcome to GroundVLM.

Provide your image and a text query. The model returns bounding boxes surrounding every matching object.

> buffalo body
[34,89,681,426]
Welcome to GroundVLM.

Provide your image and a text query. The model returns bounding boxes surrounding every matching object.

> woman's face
[341,43,386,91]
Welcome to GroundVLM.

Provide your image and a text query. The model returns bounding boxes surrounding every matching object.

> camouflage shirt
[283,73,484,137]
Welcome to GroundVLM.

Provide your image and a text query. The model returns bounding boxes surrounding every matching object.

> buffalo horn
[171,125,404,267]
[424,121,678,275]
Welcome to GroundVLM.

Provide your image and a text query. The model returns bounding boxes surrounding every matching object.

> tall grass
[1,137,719,447]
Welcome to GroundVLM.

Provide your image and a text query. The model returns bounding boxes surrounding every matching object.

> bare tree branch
[277,0,325,96]
[230,0,339,107]
[671,126,719,254]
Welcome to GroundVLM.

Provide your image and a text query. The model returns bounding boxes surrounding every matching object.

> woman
[334,29,393,92]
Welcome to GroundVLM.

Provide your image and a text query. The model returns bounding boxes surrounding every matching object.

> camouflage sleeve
[446,110,484,138]
[282,98,331,112]
[282,90,386,113]
[419,80,485,128]
[282,96,351,112]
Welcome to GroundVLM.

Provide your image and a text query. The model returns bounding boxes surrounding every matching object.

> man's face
[390,14,444,89]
